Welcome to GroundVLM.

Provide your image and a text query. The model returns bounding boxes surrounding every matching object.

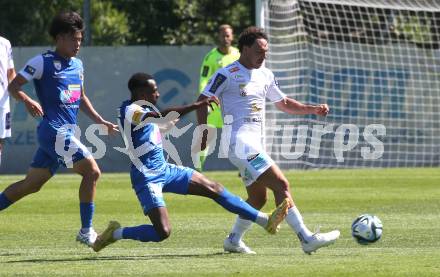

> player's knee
[211,182,224,194]
[202,180,223,198]
[85,167,101,182]
[273,178,290,193]
[156,226,171,241]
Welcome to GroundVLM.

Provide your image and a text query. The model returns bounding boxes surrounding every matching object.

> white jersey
[0,37,14,109]
[202,60,286,154]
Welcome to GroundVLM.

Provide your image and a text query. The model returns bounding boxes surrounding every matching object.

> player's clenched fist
[315,104,329,117]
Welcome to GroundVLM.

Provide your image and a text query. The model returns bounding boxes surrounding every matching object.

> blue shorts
[30,122,91,175]
[131,163,194,214]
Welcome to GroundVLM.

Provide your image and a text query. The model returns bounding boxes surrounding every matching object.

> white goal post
[256,0,440,169]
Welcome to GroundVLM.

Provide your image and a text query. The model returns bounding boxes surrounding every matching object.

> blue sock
[214,188,258,222]
[0,192,12,211]
[122,224,161,242]
[79,202,94,229]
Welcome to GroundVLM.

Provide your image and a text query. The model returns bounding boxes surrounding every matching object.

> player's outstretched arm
[79,92,118,134]
[159,95,219,119]
[275,97,329,117]
[8,74,43,117]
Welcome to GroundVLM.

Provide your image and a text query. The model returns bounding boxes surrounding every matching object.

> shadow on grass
[5,252,229,263]
[0,253,21,257]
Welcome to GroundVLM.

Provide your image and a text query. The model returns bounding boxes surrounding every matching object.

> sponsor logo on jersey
[234,74,245,82]
[229,66,240,73]
[208,73,226,94]
[60,84,81,104]
[244,117,262,123]
[201,65,209,77]
[239,84,247,96]
[53,60,61,70]
[251,103,262,112]
[24,65,36,76]
[5,112,11,130]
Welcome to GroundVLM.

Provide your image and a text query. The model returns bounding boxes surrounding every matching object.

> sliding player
[91,72,290,252]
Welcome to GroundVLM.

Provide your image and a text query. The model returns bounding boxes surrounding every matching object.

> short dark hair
[218,24,233,33]
[49,11,84,39]
[128,72,155,97]
[238,26,268,52]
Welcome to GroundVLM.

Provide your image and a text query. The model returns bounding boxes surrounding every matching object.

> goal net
[260,0,440,169]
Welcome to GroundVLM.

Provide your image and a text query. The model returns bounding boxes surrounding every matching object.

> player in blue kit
[0,11,118,247]
[91,72,290,252]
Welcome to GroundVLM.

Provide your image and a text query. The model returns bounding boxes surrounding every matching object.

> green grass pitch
[1,168,439,276]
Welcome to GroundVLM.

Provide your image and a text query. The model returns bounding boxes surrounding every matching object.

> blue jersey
[118,100,167,172]
[19,50,83,129]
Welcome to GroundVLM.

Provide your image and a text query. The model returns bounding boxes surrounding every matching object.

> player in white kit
[0,36,16,168]
[197,26,340,254]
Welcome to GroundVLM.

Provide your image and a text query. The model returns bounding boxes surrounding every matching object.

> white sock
[228,216,253,244]
[254,212,269,228]
[285,206,313,240]
[113,227,124,240]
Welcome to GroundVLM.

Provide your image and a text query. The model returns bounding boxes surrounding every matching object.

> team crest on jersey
[132,110,144,124]
[208,73,226,94]
[53,60,62,70]
[229,66,240,73]
[239,84,247,97]
[60,84,81,104]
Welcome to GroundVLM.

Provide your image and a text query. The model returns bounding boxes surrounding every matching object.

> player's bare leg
[186,172,288,254]
[1,167,51,205]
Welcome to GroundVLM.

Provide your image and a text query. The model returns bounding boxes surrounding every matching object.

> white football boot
[76,228,98,247]
[300,230,340,254]
[223,237,256,254]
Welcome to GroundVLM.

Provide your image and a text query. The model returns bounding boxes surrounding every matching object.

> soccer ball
[351,214,383,244]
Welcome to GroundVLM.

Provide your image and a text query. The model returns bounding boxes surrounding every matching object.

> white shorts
[0,108,11,139]
[228,150,274,187]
